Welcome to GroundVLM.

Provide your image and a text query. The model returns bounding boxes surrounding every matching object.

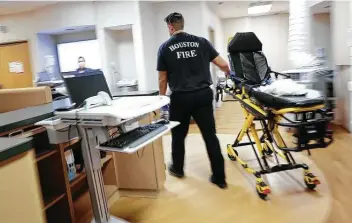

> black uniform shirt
[157,32,219,92]
[76,67,92,74]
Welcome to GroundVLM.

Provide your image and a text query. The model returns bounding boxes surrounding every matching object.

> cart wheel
[304,172,320,190]
[227,150,238,161]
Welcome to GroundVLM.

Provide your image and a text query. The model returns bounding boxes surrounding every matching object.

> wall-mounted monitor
[57,39,102,72]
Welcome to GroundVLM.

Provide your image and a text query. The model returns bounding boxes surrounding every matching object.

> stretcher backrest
[228,32,270,84]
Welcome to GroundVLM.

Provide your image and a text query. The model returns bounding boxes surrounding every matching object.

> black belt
[172,86,210,95]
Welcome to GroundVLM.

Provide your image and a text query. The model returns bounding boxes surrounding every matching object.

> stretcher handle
[229,75,247,84]
[271,71,290,79]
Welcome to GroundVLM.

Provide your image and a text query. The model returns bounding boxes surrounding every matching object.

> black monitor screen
[63,70,112,107]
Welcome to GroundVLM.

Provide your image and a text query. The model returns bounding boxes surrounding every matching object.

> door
[208,28,217,110]
[0,42,33,89]
[208,28,216,80]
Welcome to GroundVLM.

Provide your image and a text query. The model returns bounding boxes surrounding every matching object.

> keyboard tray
[97,121,179,154]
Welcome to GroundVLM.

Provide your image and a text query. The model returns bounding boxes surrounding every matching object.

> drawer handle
[8,129,24,137]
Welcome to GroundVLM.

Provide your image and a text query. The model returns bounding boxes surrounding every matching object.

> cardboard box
[0,87,52,113]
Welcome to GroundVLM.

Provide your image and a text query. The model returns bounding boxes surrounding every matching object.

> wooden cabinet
[0,150,46,223]
[113,111,165,191]
[1,126,73,223]
[114,142,165,190]
[2,110,166,223]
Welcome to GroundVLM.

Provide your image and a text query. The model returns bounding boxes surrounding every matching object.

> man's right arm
[157,45,168,95]
[204,38,231,76]
[212,56,231,76]
[158,71,168,96]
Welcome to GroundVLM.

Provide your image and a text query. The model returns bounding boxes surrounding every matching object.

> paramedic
[157,12,231,189]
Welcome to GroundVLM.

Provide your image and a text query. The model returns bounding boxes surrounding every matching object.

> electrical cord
[67,109,81,148]
[67,124,73,147]
[74,108,84,172]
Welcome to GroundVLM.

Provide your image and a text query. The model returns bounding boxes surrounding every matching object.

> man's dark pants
[169,87,225,182]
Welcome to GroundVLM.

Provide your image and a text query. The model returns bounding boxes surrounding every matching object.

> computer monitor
[63,70,112,108]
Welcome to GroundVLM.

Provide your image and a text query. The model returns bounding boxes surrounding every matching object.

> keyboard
[100,123,168,150]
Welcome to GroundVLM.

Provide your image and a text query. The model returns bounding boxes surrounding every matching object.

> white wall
[2,2,96,76]
[95,1,137,29]
[154,1,203,49]
[55,30,96,44]
[310,13,332,68]
[36,34,60,78]
[331,1,351,66]
[0,1,140,89]
[139,1,158,90]
[202,2,225,57]
[222,14,291,72]
[103,29,120,93]
[0,1,224,92]
[329,1,352,131]
[95,1,139,89]
[115,30,137,81]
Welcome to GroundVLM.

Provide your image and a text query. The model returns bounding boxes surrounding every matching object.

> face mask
[78,62,85,67]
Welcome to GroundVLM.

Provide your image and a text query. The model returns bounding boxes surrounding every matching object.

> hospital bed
[222,32,333,199]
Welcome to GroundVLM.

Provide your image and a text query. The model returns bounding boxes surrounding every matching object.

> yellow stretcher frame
[225,87,327,199]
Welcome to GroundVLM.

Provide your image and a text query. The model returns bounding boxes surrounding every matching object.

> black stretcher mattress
[249,88,325,109]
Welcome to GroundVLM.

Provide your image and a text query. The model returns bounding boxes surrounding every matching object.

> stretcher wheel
[256,181,271,200]
[257,190,268,200]
[304,172,320,190]
[227,150,238,161]
[305,181,317,190]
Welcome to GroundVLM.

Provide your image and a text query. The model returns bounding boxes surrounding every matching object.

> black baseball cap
[164,12,184,24]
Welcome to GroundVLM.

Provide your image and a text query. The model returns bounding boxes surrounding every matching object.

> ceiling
[39,25,96,35]
[207,1,290,19]
[0,1,330,19]
[0,1,56,16]
[310,1,331,14]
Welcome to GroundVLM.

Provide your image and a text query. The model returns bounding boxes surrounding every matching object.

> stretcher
[222,32,333,199]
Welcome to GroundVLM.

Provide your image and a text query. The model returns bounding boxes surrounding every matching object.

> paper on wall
[15,62,24,73]
[44,55,55,67]
[8,61,24,73]
[9,62,16,72]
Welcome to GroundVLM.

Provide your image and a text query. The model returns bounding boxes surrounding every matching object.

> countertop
[113,90,159,97]
[0,137,33,162]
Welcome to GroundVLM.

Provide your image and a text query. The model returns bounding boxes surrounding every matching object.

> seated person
[76,56,92,74]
